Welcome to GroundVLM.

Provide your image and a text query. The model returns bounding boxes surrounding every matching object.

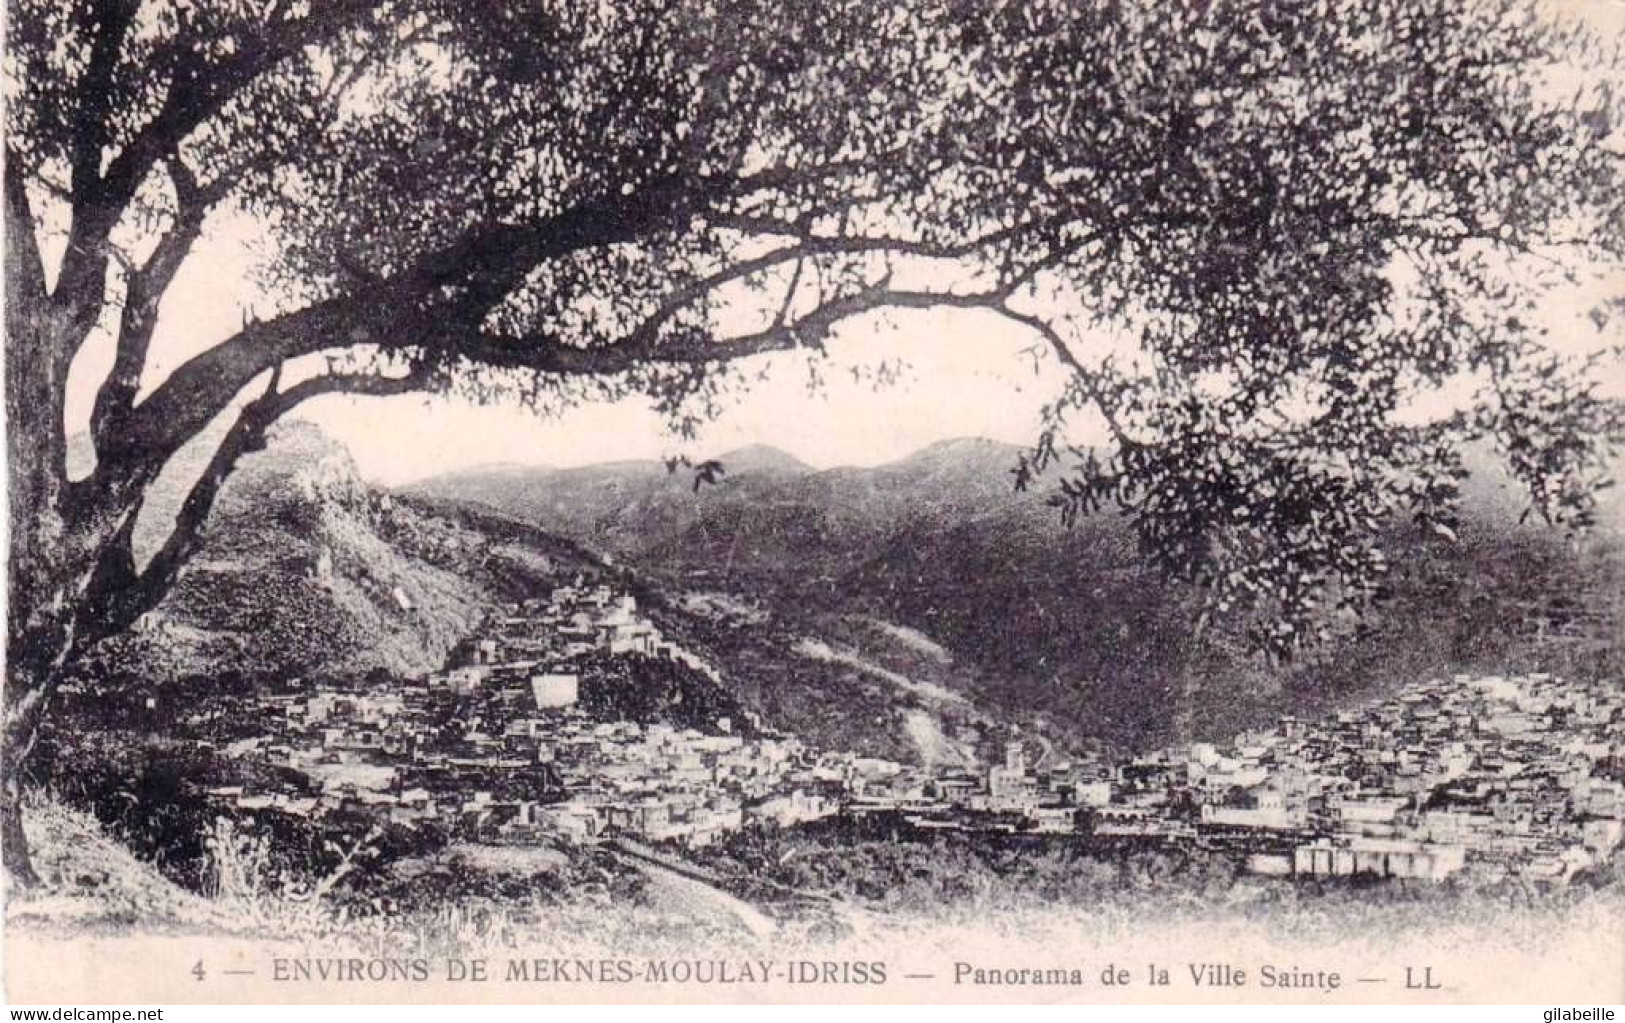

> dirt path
[615,854,776,939]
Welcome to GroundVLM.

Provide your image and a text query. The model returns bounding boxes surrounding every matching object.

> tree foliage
[3,0,1623,880]
[987,0,1625,649]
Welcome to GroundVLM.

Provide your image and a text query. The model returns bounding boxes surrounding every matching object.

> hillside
[70,422,983,766]
[80,419,593,685]
[6,793,228,936]
[407,446,812,567]
[410,439,1625,758]
[68,421,1625,769]
[407,439,1052,586]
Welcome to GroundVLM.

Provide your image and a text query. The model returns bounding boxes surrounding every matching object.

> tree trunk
[1,633,58,891]
[2,463,138,888]
[0,752,39,889]
[4,273,65,890]
[2,446,201,886]
[4,162,150,889]
[2,519,130,887]
[4,619,70,889]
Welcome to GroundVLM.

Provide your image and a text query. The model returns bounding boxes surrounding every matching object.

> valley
[22,419,1624,937]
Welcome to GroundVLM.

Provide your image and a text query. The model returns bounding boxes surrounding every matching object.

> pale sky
[295,315,1080,484]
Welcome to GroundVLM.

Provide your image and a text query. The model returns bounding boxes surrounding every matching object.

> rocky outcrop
[85,420,576,683]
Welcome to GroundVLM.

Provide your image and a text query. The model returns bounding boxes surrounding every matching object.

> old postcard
[3,0,1623,1006]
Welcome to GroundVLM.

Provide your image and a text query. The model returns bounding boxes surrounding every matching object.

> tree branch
[96,0,387,214]
[91,160,219,454]
[3,151,47,307]
[996,304,1133,450]
[49,1,388,394]
[454,281,1008,377]
[68,0,142,204]
[51,1,148,358]
[78,363,431,643]
[119,176,706,478]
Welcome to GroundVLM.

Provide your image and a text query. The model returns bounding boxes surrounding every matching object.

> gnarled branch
[90,160,220,454]
[78,362,432,645]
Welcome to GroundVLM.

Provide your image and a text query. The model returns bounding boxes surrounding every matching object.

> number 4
[193,960,206,983]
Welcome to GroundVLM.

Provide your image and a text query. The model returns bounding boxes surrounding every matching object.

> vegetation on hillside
[418,444,1625,760]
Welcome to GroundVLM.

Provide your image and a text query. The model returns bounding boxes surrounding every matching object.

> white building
[531,673,580,710]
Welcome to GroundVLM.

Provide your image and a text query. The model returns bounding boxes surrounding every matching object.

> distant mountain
[407,445,810,565]
[410,436,1625,757]
[705,444,812,476]
[74,421,1624,770]
[407,438,1048,584]
[77,423,995,765]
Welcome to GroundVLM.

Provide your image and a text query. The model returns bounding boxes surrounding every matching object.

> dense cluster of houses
[183,582,865,846]
[843,673,1624,884]
[172,578,1623,886]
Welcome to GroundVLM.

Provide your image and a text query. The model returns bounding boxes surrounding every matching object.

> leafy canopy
[5,0,1622,657]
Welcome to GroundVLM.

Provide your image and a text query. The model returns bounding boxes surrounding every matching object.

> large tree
[3,0,1620,885]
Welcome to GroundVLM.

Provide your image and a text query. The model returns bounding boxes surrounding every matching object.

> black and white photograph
[2,0,1622,1006]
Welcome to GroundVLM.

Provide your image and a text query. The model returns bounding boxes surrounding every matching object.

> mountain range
[80,420,1625,767]
[408,435,1624,757]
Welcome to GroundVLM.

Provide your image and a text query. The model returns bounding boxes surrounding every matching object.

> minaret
[1005,738,1028,776]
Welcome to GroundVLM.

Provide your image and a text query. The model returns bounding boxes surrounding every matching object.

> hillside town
[865,671,1625,885]
[135,577,1624,888]
[155,581,861,846]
